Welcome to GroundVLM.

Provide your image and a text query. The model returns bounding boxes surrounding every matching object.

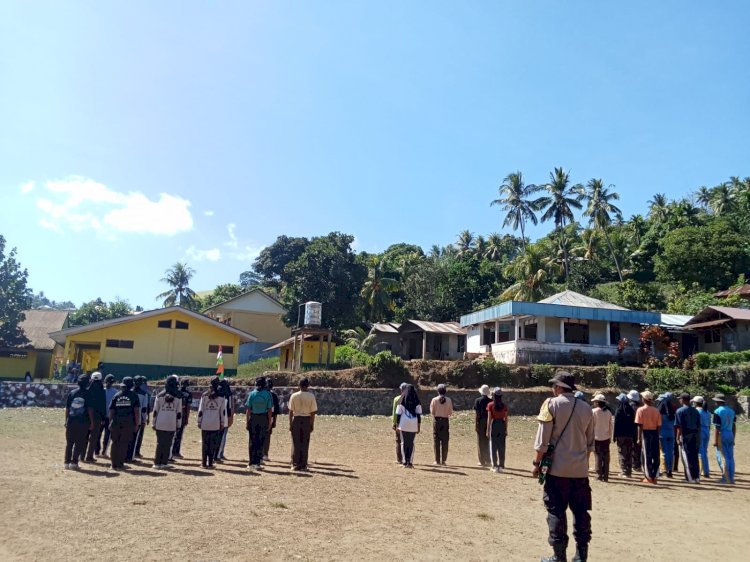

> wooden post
[291,334,298,372]
[325,332,332,368]
[560,319,566,344]
[297,330,305,370]
[318,334,324,366]
[606,321,611,346]
[494,320,500,344]
[422,332,427,359]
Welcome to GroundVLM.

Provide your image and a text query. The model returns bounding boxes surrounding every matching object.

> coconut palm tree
[456,230,476,257]
[648,193,669,221]
[484,233,505,261]
[628,214,646,247]
[575,228,601,261]
[695,186,712,208]
[341,327,376,352]
[582,178,624,281]
[157,262,198,308]
[710,183,734,215]
[490,171,543,255]
[360,257,400,322]
[500,243,559,302]
[475,235,487,258]
[428,244,442,259]
[537,167,583,281]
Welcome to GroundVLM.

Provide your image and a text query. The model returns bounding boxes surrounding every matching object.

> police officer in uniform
[171,377,193,459]
[109,377,141,470]
[128,376,149,460]
[64,374,93,469]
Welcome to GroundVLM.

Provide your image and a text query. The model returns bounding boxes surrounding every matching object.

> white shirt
[396,404,422,433]
[592,407,614,441]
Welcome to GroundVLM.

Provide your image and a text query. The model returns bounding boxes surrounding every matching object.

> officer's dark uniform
[171,379,193,458]
[84,376,107,461]
[109,378,140,470]
[64,377,91,466]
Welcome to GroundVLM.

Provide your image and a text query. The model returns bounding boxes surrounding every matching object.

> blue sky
[1,1,748,308]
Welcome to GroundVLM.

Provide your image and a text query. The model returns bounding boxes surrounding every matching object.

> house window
[482,326,494,346]
[432,335,442,353]
[704,329,721,344]
[158,320,172,329]
[564,321,589,344]
[457,335,466,353]
[106,339,134,349]
[208,345,234,354]
[609,322,621,346]
[522,319,537,341]
[175,320,189,330]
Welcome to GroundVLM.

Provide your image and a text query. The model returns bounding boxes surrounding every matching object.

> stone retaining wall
[1,382,747,417]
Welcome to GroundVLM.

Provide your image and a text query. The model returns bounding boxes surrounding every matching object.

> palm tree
[582,178,624,281]
[341,327,376,353]
[490,171,543,254]
[360,257,400,322]
[710,183,734,215]
[628,214,646,247]
[537,167,583,281]
[456,230,476,257]
[575,228,601,261]
[695,186,712,208]
[475,235,487,258]
[157,262,198,308]
[648,193,669,221]
[485,233,505,261]
[500,244,559,302]
[429,244,442,259]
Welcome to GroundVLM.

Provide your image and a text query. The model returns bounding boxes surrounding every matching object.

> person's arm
[416,405,422,434]
[267,395,273,427]
[152,397,160,429]
[486,410,492,438]
[133,401,140,430]
[64,395,70,427]
[197,397,204,429]
[532,421,553,477]
[505,410,509,436]
[175,398,182,429]
[227,396,234,428]
[429,398,435,416]
[447,398,454,417]
[87,405,95,430]
[675,414,683,444]
[310,412,316,433]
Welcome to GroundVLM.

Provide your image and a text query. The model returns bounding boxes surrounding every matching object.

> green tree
[628,214,647,248]
[490,171,543,254]
[239,270,263,288]
[667,283,743,315]
[500,243,558,302]
[537,167,583,281]
[341,327,376,352]
[648,193,669,222]
[590,280,666,311]
[0,236,32,347]
[252,235,310,289]
[360,257,400,322]
[157,262,198,308]
[695,186,712,208]
[455,230,476,257]
[69,298,133,327]
[582,179,624,281]
[709,183,734,215]
[199,283,246,311]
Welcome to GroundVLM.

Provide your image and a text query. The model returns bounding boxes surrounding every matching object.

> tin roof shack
[460,290,664,365]
[370,322,402,355]
[685,306,750,354]
[397,320,467,360]
[714,284,750,301]
[0,310,69,380]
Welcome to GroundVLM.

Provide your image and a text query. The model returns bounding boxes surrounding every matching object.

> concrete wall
[0,350,39,379]
[228,311,290,345]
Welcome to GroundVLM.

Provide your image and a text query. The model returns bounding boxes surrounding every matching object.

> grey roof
[685,306,750,327]
[371,322,401,334]
[659,314,693,328]
[18,310,69,350]
[399,320,466,335]
[202,287,285,312]
[538,290,628,311]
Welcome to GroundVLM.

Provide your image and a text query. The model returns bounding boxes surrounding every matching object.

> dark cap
[121,376,134,390]
[104,374,115,382]
[549,371,576,391]
[680,392,691,401]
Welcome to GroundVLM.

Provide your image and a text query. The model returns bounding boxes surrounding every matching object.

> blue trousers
[720,434,735,484]
[699,428,710,477]
[660,435,675,474]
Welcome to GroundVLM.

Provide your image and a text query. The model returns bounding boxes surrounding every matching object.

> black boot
[541,545,567,562]
[572,544,588,562]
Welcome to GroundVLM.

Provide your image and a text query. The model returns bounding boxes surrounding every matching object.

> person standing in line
[128,376,150,461]
[289,378,318,472]
[63,374,93,470]
[263,377,281,461]
[245,377,274,470]
[591,394,614,482]
[108,377,140,471]
[197,377,227,469]
[674,392,701,483]
[613,393,636,477]
[429,384,453,466]
[171,377,192,460]
[474,385,492,467]
[657,392,677,478]
[635,390,662,485]
[84,372,107,462]
[627,390,643,472]
[712,394,736,485]
[24,371,32,382]
[395,384,422,469]
[100,374,118,458]
[692,396,712,478]
[215,379,234,461]
[486,387,509,474]
[151,375,183,469]
[533,372,594,562]
[392,382,408,464]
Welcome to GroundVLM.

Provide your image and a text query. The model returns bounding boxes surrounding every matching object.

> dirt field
[0,409,747,561]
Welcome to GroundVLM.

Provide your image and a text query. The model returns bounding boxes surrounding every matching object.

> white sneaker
[263,455,269,461]
[497,467,504,473]
[255,464,263,471]
[70,463,80,470]
[489,466,496,472]
[64,463,71,470]
[247,464,255,470]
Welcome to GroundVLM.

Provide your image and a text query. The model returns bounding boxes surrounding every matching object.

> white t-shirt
[396,403,423,433]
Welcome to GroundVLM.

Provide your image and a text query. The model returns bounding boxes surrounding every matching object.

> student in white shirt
[197,377,227,469]
[591,393,614,482]
[395,384,422,468]
[151,375,182,469]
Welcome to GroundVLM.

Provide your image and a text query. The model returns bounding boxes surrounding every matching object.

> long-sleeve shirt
[534,393,595,478]
[430,396,453,418]
[392,395,401,426]
[592,407,614,441]
[152,392,182,432]
[104,386,119,415]
[197,394,227,431]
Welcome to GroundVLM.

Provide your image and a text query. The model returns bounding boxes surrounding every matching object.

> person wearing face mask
[63,374,93,470]
[100,374,119,458]
[197,377,227,469]
[108,377,141,471]
[151,375,183,469]
[83,372,107,462]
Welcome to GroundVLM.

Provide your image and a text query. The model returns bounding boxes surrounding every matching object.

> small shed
[397,320,467,360]
[685,306,750,353]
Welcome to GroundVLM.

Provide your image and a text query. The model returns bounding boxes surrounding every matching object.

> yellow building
[266,335,336,370]
[204,288,290,363]
[49,307,256,379]
[0,310,69,380]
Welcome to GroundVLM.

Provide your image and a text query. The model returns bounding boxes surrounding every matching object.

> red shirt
[486,402,508,421]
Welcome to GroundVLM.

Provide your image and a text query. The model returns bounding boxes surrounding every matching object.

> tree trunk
[603,229,623,282]
[560,219,569,282]
[520,220,527,254]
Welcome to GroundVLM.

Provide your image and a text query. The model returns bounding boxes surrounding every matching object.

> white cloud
[33,176,193,237]
[204,210,215,216]
[224,223,238,248]
[20,181,35,194]
[185,246,222,262]
[229,244,263,262]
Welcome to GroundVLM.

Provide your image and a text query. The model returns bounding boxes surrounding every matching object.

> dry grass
[0,409,748,561]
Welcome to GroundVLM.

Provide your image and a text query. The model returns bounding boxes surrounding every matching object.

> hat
[104,374,115,382]
[616,393,627,402]
[627,390,640,402]
[641,390,654,401]
[91,371,102,381]
[574,391,584,399]
[400,382,408,391]
[712,393,726,403]
[549,371,576,391]
[479,384,491,396]
[437,384,447,392]
[679,392,691,401]
[492,387,503,396]
[593,393,607,403]
[693,395,705,405]
[121,376,134,390]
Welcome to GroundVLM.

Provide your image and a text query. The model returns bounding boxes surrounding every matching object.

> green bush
[237,357,279,378]
[478,359,512,387]
[738,387,750,396]
[334,344,372,368]
[605,363,620,388]
[693,353,711,370]
[692,351,750,370]
[529,364,554,385]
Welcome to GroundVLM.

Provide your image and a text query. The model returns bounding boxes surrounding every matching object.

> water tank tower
[303,301,322,326]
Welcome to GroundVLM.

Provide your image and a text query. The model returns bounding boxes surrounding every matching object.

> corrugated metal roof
[660,314,693,327]
[264,334,317,351]
[685,318,732,330]
[708,306,750,321]
[538,290,629,310]
[714,284,750,298]
[372,322,400,334]
[18,310,69,350]
[400,320,466,335]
